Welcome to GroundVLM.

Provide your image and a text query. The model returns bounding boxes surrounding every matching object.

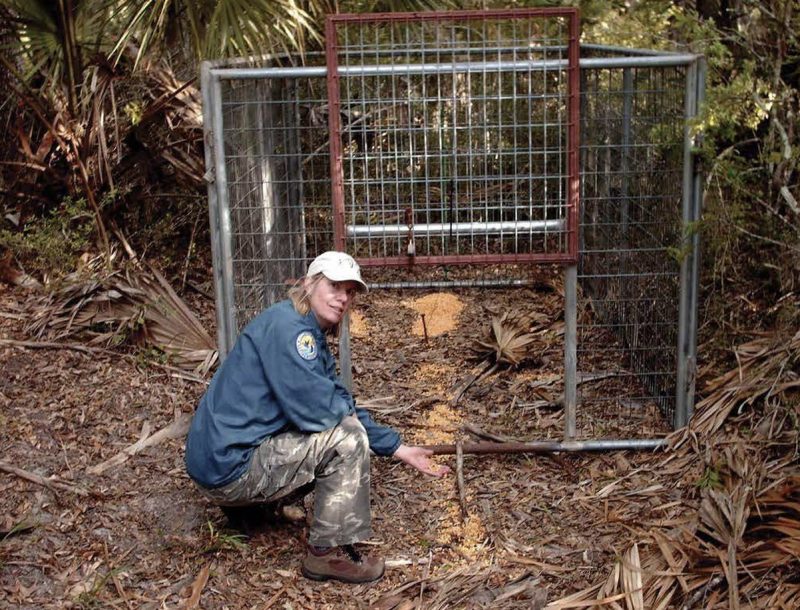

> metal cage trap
[200,8,705,449]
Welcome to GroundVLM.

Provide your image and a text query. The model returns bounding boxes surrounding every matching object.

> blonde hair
[288,273,322,315]
[287,272,346,336]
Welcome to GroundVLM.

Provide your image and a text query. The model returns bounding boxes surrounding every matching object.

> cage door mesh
[326,10,580,266]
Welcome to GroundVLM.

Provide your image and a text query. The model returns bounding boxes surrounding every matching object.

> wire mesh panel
[204,59,335,350]
[576,56,701,436]
[326,9,580,266]
[202,42,703,442]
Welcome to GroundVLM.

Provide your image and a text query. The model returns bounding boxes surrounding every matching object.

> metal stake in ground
[456,440,468,523]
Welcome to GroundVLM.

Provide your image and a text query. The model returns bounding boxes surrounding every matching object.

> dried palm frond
[674,329,800,445]
[138,63,205,187]
[483,304,550,333]
[548,471,800,609]
[744,476,800,571]
[473,312,537,366]
[452,311,541,403]
[25,260,216,375]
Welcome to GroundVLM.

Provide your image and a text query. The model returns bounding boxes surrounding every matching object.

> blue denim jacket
[185,300,401,488]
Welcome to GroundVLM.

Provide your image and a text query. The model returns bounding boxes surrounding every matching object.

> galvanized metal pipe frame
[209,54,702,82]
[687,60,707,424]
[346,219,565,238]
[564,264,578,439]
[423,438,667,455]
[201,63,237,355]
[200,45,704,449]
[675,57,706,427]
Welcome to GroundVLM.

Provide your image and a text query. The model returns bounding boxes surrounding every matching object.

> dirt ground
[0,275,708,609]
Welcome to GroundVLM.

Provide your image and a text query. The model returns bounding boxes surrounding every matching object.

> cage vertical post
[567,10,581,261]
[200,62,229,359]
[675,60,701,429]
[325,18,347,252]
[208,70,237,356]
[564,264,578,439]
[686,57,706,424]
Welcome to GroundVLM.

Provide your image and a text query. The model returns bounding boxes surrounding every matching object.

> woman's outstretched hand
[393,444,451,477]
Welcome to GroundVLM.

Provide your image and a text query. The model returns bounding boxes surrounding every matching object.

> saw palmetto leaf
[473,312,537,366]
[25,259,217,374]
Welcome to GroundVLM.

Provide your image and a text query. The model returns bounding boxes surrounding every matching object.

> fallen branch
[0,460,88,496]
[182,564,210,610]
[385,557,431,568]
[450,360,496,405]
[0,338,208,384]
[0,337,97,354]
[263,585,286,609]
[515,371,626,409]
[462,423,515,443]
[88,413,192,475]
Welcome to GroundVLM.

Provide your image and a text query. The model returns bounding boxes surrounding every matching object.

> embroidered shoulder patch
[295,331,318,361]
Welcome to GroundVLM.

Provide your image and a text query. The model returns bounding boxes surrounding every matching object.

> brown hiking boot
[301,544,385,584]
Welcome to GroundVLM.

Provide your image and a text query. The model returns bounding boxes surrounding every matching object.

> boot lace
[342,544,363,564]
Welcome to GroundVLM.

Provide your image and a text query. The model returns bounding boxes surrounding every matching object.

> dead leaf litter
[1,273,798,609]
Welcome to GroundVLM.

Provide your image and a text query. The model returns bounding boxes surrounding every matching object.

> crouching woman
[185,251,448,584]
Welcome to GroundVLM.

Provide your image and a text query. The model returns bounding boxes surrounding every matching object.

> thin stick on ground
[182,564,210,610]
[0,338,208,383]
[0,460,88,496]
[87,413,193,475]
[462,423,515,443]
[456,440,468,523]
[451,360,496,405]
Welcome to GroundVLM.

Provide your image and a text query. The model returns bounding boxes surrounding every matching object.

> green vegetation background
[1,0,797,358]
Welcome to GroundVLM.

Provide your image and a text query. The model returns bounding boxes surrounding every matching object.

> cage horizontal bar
[346,219,565,238]
[368,278,538,289]
[330,8,578,23]
[211,54,699,81]
[205,43,684,70]
[357,252,575,267]
[202,40,685,74]
[422,438,667,455]
[581,42,687,57]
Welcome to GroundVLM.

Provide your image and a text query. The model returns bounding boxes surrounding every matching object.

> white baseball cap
[306,251,368,293]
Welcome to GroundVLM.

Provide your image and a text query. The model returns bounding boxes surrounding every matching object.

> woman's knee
[335,415,369,458]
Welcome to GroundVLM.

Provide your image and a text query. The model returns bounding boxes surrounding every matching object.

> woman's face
[305,276,360,329]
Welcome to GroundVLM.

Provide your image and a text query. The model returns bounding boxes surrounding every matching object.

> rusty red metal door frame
[325,8,581,267]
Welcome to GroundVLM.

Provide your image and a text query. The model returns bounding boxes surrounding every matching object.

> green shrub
[0,195,108,279]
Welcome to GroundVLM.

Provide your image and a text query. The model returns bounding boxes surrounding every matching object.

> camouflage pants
[198,415,372,547]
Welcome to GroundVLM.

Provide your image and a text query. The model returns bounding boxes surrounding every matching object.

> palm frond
[473,311,537,366]
[25,259,217,374]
